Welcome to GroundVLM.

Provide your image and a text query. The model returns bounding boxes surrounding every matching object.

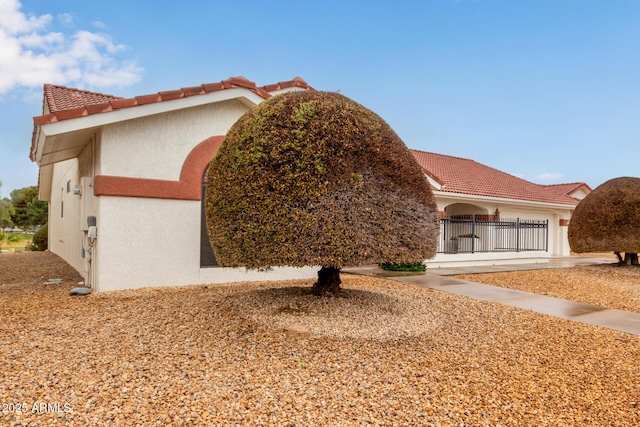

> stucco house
[30,76,589,291]
[30,77,320,292]
[410,151,589,267]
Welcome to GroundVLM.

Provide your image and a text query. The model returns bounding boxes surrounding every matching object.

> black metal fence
[438,216,549,254]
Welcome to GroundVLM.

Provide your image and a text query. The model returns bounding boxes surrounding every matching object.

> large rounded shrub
[568,177,640,264]
[205,91,439,294]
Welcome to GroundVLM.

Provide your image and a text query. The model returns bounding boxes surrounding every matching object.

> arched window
[200,165,218,267]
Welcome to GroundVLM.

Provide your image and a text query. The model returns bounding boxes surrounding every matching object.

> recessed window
[200,165,218,267]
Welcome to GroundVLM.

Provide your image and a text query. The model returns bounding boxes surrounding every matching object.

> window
[200,166,218,267]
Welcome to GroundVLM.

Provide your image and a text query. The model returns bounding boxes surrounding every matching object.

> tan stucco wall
[93,195,316,292]
[48,141,97,279]
[48,101,251,289]
[100,100,248,180]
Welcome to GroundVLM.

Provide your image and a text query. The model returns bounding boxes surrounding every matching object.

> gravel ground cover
[453,263,640,313]
[1,252,639,426]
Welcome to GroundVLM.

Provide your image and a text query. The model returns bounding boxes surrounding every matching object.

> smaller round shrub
[30,224,48,251]
[380,261,426,272]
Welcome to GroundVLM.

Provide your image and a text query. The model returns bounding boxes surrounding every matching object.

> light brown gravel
[454,264,640,313]
[229,280,439,340]
[1,252,639,426]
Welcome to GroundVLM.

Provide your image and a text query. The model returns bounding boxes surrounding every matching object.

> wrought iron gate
[438,216,549,254]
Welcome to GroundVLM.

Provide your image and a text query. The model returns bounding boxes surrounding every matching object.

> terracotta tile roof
[410,149,580,205]
[44,85,122,113]
[543,182,592,197]
[34,76,312,126]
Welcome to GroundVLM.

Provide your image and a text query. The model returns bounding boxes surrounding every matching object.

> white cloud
[0,0,51,34]
[0,0,143,96]
[57,13,74,27]
[92,20,109,31]
[536,172,564,181]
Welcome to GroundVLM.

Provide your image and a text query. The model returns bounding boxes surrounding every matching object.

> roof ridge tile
[181,86,206,97]
[159,90,184,101]
[225,76,256,89]
[409,147,474,163]
[135,93,162,105]
[85,102,113,115]
[202,82,225,92]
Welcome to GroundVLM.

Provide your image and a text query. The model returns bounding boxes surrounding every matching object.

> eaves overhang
[425,174,442,190]
[433,190,578,211]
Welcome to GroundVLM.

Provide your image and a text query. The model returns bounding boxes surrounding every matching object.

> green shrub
[205,91,440,270]
[29,224,48,251]
[380,261,426,272]
[205,90,440,295]
[0,231,22,251]
[7,233,21,245]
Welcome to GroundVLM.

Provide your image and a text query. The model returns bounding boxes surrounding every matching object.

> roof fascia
[425,174,442,190]
[38,164,53,201]
[433,190,577,210]
[570,183,591,194]
[32,123,45,163]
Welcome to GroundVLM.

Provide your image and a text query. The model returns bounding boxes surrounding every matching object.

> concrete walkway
[344,257,640,336]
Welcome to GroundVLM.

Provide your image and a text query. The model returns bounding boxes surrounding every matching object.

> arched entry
[444,203,488,219]
[441,203,489,253]
[200,165,218,267]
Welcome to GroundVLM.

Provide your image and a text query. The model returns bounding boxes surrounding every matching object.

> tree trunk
[312,266,342,296]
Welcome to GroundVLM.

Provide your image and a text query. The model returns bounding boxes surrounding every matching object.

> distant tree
[206,91,440,295]
[26,196,48,227]
[10,187,31,227]
[0,198,13,229]
[10,186,48,229]
[568,177,640,266]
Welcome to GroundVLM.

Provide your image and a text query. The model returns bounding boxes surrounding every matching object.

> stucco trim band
[94,135,224,200]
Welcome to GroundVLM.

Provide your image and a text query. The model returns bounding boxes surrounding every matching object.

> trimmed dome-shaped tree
[568,177,640,266]
[205,90,440,295]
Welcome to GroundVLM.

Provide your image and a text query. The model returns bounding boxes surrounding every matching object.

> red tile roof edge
[409,148,581,206]
[43,84,122,114]
[34,76,313,126]
[30,76,312,161]
[543,182,592,196]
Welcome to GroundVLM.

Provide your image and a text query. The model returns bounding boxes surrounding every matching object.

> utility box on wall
[79,177,97,230]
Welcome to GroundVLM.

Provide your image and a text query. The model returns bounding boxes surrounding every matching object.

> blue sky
[1,0,638,196]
